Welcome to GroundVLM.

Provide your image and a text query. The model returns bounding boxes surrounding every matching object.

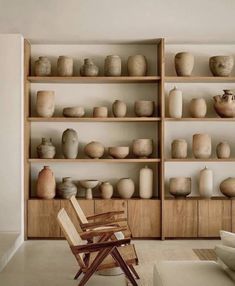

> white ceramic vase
[117,178,135,199]
[100,182,113,199]
[199,167,213,198]
[168,87,183,118]
[139,166,153,199]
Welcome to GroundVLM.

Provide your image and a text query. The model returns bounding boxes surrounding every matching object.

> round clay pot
[93,107,108,118]
[216,142,231,159]
[169,177,191,198]
[36,90,55,118]
[171,139,187,159]
[112,100,127,117]
[80,58,99,76]
[57,56,73,76]
[62,128,79,159]
[36,166,56,199]
[174,52,194,76]
[139,166,153,199]
[63,106,85,118]
[134,101,155,117]
[34,57,51,76]
[37,138,56,159]
[108,146,129,159]
[132,139,153,158]
[192,134,211,159]
[209,56,234,77]
[168,87,183,118]
[84,141,104,159]
[57,177,77,199]
[199,167,213,198]
[117,178,135,199]
[127,55,147,76]
[100,182,113,199]
[189,98,207,118]
[220,177,235,197]
[213,90,235,118]
[104,55,121,76]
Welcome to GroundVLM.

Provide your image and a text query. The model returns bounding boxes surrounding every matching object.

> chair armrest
[80,218,127,229]
[80,226,127,240]
[86,211,125,221]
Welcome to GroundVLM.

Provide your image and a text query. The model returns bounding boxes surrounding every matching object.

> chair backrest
[70,195,88,224]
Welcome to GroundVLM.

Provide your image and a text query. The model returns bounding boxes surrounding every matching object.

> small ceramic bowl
[108,146,129,159]
[63,106,85,117]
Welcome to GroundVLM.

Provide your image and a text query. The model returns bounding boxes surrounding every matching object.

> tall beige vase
[189,98,207,118]
[168,87,183,118]
[139,166,153,199]
[175,52,194,76]
[36,166,56,199]
[193,134,211,159]
[199,167,213,198]
[36,90,55,117]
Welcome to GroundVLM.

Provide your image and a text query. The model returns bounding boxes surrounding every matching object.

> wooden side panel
[128,200,161,238]
[198,200,231,237]
[95,200,127,218]
[164,200,198,237]
[232,200,235,232]
[28,200,61,238]
[60,199,94,236]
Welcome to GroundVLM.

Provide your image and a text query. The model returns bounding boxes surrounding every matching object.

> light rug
[193,249,217,261]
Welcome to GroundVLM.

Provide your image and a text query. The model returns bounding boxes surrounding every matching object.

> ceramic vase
[209,56,234,77]
[216,142,231,159]
[37,138,56,159]
[57,56,73,76]
[199,167,213,198]
[134,101,155,117]
[132,139,153,158]
[84,141,104,159]
[112,100,127,117]
[117,178,135,199]
[189,98,207,118]
[168,87,183,118]
[36,166,56,199]
[100,182,113,199]
[171,139,187,159]
[220,177,235,197]
[93,107,108,118]
[62,128,79,159]
[80,58,99,76]
[57,177,77,199]
[174,52,194,76]
[34,57,51,76]
[169,177,191,198]
[193,134,211,159]
[127,55,147,76]
[36,90,55,118]
[104,55,121,76]
[139,166,153,199]
[214,90,235,118]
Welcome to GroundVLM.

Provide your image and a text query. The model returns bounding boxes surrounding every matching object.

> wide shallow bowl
[169,177,191,198]
[108,146,129,159]
[209,55,234,77]
[63,106,85,117]
[80,180,99,189]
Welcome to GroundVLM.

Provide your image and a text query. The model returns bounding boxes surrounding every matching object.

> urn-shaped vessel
[62,128,79,159]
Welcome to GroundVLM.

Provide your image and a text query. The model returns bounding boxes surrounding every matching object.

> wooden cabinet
[95,199,127,218]
[164,200,198,238]
[232,200,235,232]
[198,200,231,237]
[128,200,160,238]
[28,200,61,238]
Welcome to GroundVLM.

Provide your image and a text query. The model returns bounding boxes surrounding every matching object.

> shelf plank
[28,117,161,122]
[28,76,160,84]
[165,196,230,200]
[165,117,235,122]
[165,76,235,83]
[28,158,161,163]
[165,159,235,162]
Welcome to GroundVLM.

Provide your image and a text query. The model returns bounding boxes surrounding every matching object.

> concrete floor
[0,239,220,286]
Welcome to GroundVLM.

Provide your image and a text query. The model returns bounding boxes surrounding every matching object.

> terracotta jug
[36,166,56,199]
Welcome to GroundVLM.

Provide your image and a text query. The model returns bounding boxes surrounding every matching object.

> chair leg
[111,247,138,286]
[74,269,82,280]
[129,264,140,280]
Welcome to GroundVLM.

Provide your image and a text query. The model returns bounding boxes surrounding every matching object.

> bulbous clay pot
[63,106,85,118]
[139,166,153,199]
[168,87,183,118]
[112,100,127,117]
[189,98,207,118]
[220,177,235,197]
[127,55,147,76]
[174,52,194,76]
[104,55,121,76]
[216,141,231,159]
[134,101,155,117]
[37,138,56,159]
[100,182,113,199]
[93,107,108,118]
[132,139,153,158]
[62,128,79,159]
[199,167,213,198]
[192,134,211,159]
[209,56,234,77]
[57,177,77,199]
[108,146,129,159]
[213,90,235,118]
[80,58,99,76]
[169,177,191,198]
[171,139,187,159]
[36,166,56,199]
[36,90,55,118]
[34,57,51,76]
[117,178,135,199]
[84,141,104,159]
[57,56,73,76]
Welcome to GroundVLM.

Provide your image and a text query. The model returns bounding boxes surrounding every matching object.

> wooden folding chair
[57,208,139,286]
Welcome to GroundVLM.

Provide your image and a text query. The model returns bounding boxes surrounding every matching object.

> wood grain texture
[198,200,232,237]
[128,200,161,238]
[28,117,161,122]
[28,200,61,238]
[164,200,198,238]
[165,76,235,83]
[29,158,160,163]
[232,200,235,232]
[95,200,127,218]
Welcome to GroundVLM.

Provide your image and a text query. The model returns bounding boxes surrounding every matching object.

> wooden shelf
[165,117,235,122]
[165,76,235,83]
[28,76,160,84]
[28,158,161,163]
[28,197,161,201]
[165,196,230,200]
[28,117,161,122]
[165,158,235,162]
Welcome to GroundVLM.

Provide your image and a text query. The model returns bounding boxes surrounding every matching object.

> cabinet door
[95,200,127,218]
[164,200,198,238]
[28,200,61,238]
[128,200,160,238]
[198,200,231,237]
[60,199,94,236]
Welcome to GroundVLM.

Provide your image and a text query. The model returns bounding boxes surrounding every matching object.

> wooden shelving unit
[28,158,161,163]
[28,117,161,122]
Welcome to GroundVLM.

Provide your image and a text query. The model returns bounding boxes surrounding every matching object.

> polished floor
[0,239,220,286]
